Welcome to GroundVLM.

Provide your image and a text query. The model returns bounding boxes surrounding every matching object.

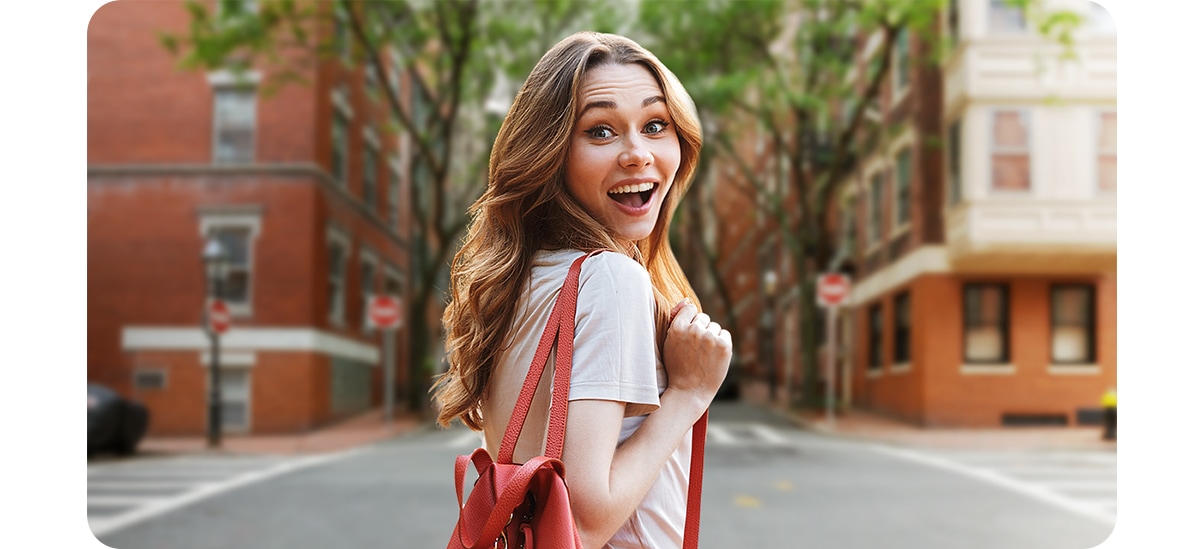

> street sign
[368,295,402,329]
[208,299,231,335]
[816,273,851,307]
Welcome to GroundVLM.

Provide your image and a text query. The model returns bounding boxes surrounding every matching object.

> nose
[618,136,653,168]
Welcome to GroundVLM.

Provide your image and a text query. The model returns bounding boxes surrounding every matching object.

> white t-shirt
[481,249,692,549]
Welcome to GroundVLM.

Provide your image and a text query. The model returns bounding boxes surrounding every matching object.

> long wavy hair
[433,32,704,430]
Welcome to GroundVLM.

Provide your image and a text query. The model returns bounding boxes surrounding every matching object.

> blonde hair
[433,32,703,429]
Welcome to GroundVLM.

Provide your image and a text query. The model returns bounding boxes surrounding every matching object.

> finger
[670,298,691,320]
[719,329,732,347]
[671,302,698,330]
[706,322,721,336]
[693,313,711,328]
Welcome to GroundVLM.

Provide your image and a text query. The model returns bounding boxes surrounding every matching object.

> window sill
[1049,364,1101,375]
[866,367,885,379]
[960,363,1016,375]
[890,222,911,239]
[890,362,911,374]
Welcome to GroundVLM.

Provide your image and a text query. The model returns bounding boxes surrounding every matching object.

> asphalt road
[92,402,1115,549]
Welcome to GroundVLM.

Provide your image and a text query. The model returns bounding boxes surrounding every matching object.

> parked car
[87,383,149,457]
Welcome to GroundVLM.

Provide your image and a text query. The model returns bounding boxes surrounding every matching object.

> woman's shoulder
[534,248,651,294]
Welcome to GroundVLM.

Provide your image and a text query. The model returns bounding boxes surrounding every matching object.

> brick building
[831,0,1118,427]
[88,1,416,435]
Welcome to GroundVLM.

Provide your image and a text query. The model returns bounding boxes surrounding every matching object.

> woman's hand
[662,299,732,409]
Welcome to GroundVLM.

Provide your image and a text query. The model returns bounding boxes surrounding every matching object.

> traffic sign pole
[826,305,836,425]
[368,295,403,425]
[816,273,850,426]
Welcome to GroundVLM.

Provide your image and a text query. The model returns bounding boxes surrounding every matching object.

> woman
[434,32,731,548]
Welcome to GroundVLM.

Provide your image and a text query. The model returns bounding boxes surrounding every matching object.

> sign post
[816,273,851,425]
[369,295,403,425]
[205,298,230,448]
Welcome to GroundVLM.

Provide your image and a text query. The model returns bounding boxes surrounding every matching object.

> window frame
[1050,284,1097,364]
[326,225,351,327]
[963,283,1011,364]
[359,249,379,334]
[199,208,262,318]
[947,119,963,207]
[866,171,885,250]
[362,128,380,211]
[388,157,402,230]
[214,366,252,433]
[990,108,1032,192]
[331,86,354,187]
[891,27,910,100]
[211,83,257,165]
[893,292,911,366]
[893,146,912,230]
[868,303,885,372]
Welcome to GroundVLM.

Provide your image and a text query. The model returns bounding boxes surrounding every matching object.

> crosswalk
[87,451,356,538]
[439,422,798,451]
[874,446,1117,525]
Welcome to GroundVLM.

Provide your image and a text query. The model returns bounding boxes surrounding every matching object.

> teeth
[608,182,655,195]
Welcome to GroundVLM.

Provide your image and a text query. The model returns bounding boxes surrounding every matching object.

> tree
[162,0,607,413]
[630,0,1081,408]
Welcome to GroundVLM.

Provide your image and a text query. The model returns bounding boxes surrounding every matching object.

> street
[91,402,1115,548]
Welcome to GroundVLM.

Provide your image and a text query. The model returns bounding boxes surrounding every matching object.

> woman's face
[565,63,681,244]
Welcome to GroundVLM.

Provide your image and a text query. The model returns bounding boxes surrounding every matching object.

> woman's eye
[645,120,669,134]
[586,126,615,139]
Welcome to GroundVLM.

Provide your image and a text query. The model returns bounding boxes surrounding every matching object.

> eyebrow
[579,95,666,116]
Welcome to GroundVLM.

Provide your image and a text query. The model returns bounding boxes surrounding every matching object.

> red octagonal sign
[209,299,231,335]
[369,295,402,330]
[816,273,851,307]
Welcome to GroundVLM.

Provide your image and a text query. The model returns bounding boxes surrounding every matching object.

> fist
[662,299,732,397]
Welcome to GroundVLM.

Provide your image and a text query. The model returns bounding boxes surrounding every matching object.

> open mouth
[607,181,656,209]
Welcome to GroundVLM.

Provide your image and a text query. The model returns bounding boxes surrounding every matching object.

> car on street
[88,383,150,457]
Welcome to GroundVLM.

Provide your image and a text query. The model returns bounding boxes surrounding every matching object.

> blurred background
[86,0,1117,547]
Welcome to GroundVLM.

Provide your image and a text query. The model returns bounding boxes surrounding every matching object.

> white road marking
[870,445,1115,525]
[706,425,737,444]
[89,448,364,538]
[87,481,203,491]
[88,496,167,507]
[750,424,788,445]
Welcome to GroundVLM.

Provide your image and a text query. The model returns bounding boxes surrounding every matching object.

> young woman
[434,32,731,548]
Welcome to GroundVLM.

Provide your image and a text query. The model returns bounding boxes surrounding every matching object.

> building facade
[88,1,415,435]
[834,0,1117,427]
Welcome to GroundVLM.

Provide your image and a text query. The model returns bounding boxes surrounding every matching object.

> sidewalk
[741,380,1117,452]
[137,407,433,457]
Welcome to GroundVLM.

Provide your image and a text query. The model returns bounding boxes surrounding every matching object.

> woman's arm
[560,301,730,548]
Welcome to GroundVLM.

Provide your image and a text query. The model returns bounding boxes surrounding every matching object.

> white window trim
[359,248,380,334]
[362,126,380,150]
[198,351,257,367]
[388,156,403,228]
[327,224,352,327]
[866,367,885,379]
[210,82,258,165]
[989,108,1033,194]
[960,363,1017,375]
[889,362,911,374]
[207,69,262,88]
[198,208,263,318]
[332,85,355,120]
[1048,364,1102,375]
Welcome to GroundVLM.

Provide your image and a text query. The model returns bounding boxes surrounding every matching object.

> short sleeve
[566,252,661,417]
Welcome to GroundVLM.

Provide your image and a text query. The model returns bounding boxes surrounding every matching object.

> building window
[991,110,1030,191]
[133,369,166,390]
[220,368,251,432]
[1051,285,1096,363]
[207,225,253,305]
[964,284,1009,363]
[332,113,349,186]
[360,253,377,333]
[947,120,962,206]
[327,230,350,325]
[1098,111,1117,192]
[893,292,911,364]
[363,139,379,210]
[892,28,909,96]
[867,172,884,248]
[213,86,255,164]
[894,148,912,228]
[332,4,351,63]
[869,303,884,371]
[988,0,1026,33]
[388,162,401,229]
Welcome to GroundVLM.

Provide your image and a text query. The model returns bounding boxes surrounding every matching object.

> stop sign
[208,299,231,334]
[816,273,851,307]
[368,295,402,329]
